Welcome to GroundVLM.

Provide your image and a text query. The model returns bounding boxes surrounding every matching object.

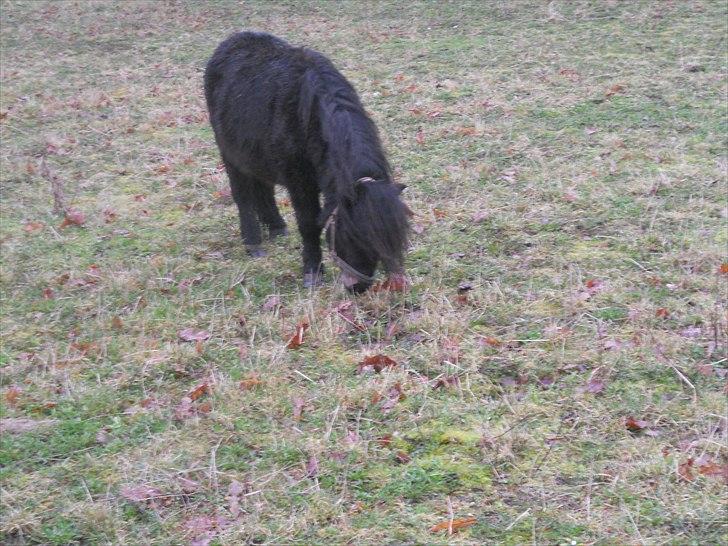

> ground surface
[1,1,727,544]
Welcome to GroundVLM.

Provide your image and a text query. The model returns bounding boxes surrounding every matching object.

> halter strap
[324,202,377,284]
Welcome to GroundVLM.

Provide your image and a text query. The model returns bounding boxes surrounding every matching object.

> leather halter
[323,177,378,284]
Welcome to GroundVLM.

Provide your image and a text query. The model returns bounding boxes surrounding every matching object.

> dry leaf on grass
[430,516,477,533]
[178,328,211,342]
[286,321,309,349]
[358,354,398,373]
[59,208,86,228]
[187,383,209,401]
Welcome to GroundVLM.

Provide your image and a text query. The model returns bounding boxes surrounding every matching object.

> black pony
[204,32,409,292]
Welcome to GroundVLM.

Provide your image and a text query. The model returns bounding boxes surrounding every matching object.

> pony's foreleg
[289,185,324,287]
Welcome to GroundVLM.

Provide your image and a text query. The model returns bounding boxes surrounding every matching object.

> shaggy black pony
[204,32,409,292]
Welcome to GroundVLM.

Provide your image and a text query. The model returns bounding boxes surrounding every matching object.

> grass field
[1,1,727,544]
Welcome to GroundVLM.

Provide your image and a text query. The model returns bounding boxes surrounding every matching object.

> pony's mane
[298,59,409,271]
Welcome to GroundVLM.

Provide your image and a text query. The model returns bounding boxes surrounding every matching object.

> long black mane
[205,32,409,288]
[298,59,409,271]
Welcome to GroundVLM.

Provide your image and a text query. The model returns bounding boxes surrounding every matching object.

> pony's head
[326,177,409,293]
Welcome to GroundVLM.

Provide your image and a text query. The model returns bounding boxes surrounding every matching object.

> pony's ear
[394,183,407,193]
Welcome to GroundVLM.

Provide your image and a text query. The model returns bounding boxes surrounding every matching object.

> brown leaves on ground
[239,373,263,390]
[59,208,86,228]
[187,383,209,401]
[380,383,405,413]
[415,128,425,145]
[292,397,306,421]
[372,273,409,293]
[178,328,211,342]
[23,221,44,233]
[119,485,173,510]
[430,516,477,534]
[434,375,461,390]
[583,377,606,394]
[358,354,398,373]
[624,416,658,436]
[5,386,23,406]
[655,307,670,319]
[261,294,281,311]
[174,383,210,420]
[719,262,728,275]
[606,83,625,98]
[286,320,309,349]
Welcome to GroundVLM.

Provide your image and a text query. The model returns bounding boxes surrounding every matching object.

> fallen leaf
[262,295,281,311]
[59,208,86,228]
[457,282,473,294]
[95,428,111,445]
[456,126,478,136]
[585,378,606,394]
[228,480,243,518]
[111,316,123,329]
[625,416,649,432]
[471,210,489,223]
[5,386,22,406]
[697,460,728,480]
[432,208,446,219]
[239,374,262,390]
[719,263,728,275]
[286,320,310,349]
[606,83,625,98]
[434,376,460,389]
[416,128,425,145]
[178,328,211,342]
[680,326,702,338]
[430,516,477,533]
[306,454,319,478]
[480,337,502,348]
[395,450,411,464]
[655,308,670,319]
[358,354,398,373]
[154,164,171,174]
[292,397,305,421]
[42,287,55,299]
[380,383,405,413]
[23,221,44,233]
[120,484,164,503]
[174,397,196,420]
[678,458,694,481]
[340,428,359,446]
[187,383,209,401]
[372,273,408,292]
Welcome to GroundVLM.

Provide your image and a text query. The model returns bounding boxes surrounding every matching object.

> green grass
[1,1,727,544]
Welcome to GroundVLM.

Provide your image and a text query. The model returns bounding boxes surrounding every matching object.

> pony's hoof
[303,271,324,288]
[246,245,267,258]
[269,226,288,239]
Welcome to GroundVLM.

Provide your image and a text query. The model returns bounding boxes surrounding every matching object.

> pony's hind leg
[223,159,265,257]
[254,184,288,239]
